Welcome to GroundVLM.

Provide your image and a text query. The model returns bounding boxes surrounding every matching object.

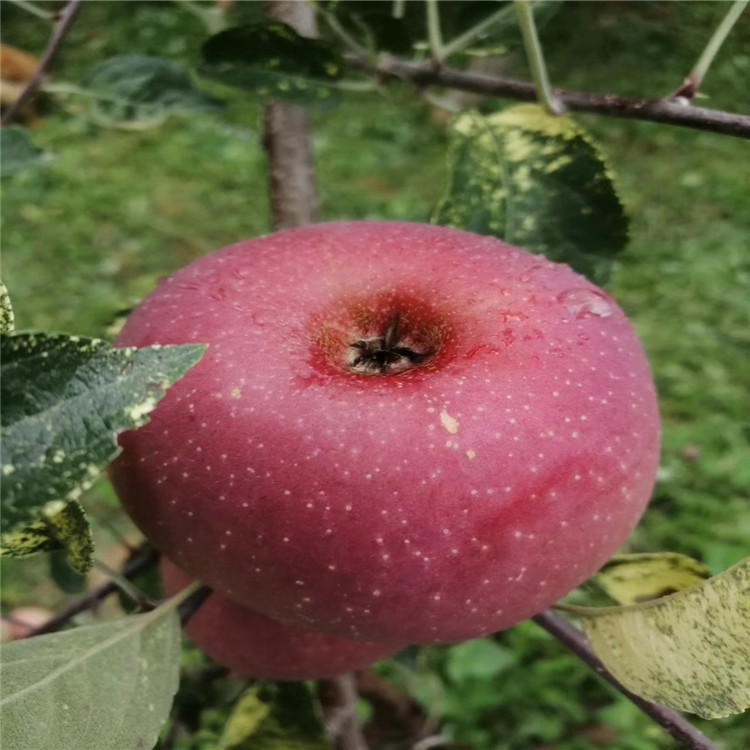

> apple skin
[110,221,660,644]
[160,557,399,679]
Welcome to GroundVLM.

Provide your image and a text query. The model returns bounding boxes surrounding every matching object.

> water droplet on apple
[558,289,613,319]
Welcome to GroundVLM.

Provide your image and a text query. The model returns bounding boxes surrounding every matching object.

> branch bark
[351,56,750,139]
[1,0,84,127]
[261,4,366,749]
[533,611,719,750]
[262,0,320,229]
[316,674,370,750]
[25,544,159,638]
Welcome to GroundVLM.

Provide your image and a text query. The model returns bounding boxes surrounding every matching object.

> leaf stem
[1,0,84,127]
[6,0,55,21]
[513,0,563,115]
[425,0,445,63]
[533,610,719,750]
[321,11,372,60]
[392,0,406,20]
[671,0,749,100]
[442,3,516,59]
[93,559,152,607]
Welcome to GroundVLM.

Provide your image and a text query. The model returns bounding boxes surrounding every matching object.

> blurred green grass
[2,2,749,749]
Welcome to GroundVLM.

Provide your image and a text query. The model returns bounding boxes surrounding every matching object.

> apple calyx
[348,312,434,375]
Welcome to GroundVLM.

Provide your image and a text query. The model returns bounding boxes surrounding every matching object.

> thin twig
[671,0,749,100]
[514,0,563,114]
[533,611,718,750]
[1,0,84,127]
[348,55,750,139]
[25,544,159,637]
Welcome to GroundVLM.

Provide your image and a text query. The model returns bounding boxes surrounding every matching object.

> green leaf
[83,55,223,129]
[0,586,192,750]
[1,501,94,575]
[595,552,711,605]
[573,557,750,719]
[0,283,14,333]
[0,128,50,178]
[434,105,629,284]
[0,333,206,543]
[446,638,517,682]
[200,23,344,108]
[48,549,87,594]
[219,683,328,750]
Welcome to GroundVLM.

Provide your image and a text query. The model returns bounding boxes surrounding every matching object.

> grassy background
[2,2,749,748]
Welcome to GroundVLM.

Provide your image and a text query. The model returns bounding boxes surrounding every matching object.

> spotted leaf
[434,105,628,284]
[0,283,14,333]
[570,557,750,718]
[200,23,343,108]
[0,332,206,549]
[1,500,94,575]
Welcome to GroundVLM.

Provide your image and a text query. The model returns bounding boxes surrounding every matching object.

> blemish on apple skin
[466,449,477,460]
[440,410,459,434]
[230,387,242,399]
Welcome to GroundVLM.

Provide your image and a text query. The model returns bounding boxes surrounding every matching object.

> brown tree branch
[25,544,159,638]
[350,56,750,139]
[316,674,370,750]
[1,0,84,127]
[533,611,718,750]
[261,4,365,748]
[262,0,320,229]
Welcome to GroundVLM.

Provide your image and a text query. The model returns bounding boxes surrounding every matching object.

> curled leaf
[573,557,750,718]
[595,552,711,605]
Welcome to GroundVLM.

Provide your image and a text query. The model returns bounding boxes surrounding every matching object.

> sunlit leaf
[595,552,711,605]
[573,557,750,718]
[0,333,206,544]
[0,283,14,333]
[434,105,628,284]
[0,586,193,750]
[84,55,223,129]
[219,683,327,750]
[200,23,343,108]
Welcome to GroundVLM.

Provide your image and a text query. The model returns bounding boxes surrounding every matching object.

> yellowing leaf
[434,105,628,284]
[218,683,327,750]
[1,500,94,574]
[595,552,711,605]
[0,283,13,333]
[578,557,750,719]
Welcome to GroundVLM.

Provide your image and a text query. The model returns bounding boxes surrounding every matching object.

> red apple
[110,221,660,643]
[160,556,399,679]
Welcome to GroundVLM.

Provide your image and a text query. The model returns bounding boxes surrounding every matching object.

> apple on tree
[110,221,660,644]
[160,556,400,679]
